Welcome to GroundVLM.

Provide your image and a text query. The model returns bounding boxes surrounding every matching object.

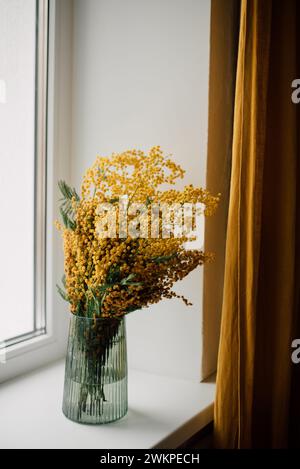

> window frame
[1,0,47,352]
[0,0,72,382]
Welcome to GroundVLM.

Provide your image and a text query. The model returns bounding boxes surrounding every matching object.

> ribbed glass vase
[62,314,128,424]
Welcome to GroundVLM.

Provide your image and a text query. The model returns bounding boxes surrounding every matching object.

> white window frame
[0,0,72,382]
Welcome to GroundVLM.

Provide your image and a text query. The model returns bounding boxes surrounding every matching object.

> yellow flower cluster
[56,147,219,317]
[81,146,185,201]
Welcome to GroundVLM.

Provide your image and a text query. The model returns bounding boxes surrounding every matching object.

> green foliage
[106,267,142,288]
[56,283,69,302]
[58,180,80,202]
[106,265,121,284]
[59,207,76,230]
[62,274,66,288]
[85,290,100,318]
[58,180,80,230]
[120,273,142,287]
[151,254,177,264]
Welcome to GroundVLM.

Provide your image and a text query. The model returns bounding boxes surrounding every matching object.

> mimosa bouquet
[57,147,219,424]
[56,146,219,317]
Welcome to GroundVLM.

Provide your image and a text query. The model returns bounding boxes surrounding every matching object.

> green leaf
[151,254,176,264]
[56,283,69,302]
[76,302,82,315]
[125,273,136,281]
[107,265,121,284]
[58,180,80,202]
[58,180,80,230]
[62,274,66,288]
[86,297,94,318]
[93,296,100,317]
[60,207,76,230]
[85,289,101,318]
[120,273,143,287]
[119,273,143,288]
[120,273,135,285]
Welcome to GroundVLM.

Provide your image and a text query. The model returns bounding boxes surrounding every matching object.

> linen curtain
[214,0,300,448]
[203,0,240,379]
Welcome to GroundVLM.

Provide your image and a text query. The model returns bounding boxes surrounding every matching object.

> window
[0,0,47,349]
[0,0,71,382]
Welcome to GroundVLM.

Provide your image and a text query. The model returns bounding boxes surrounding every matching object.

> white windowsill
[0,359,215,449]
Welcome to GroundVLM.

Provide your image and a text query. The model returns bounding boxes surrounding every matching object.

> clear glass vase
[62,314,128,424]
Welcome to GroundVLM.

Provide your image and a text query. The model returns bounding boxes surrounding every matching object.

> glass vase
[62,314,128,424]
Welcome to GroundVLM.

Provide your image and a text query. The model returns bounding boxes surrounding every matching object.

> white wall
[72,0,211,381]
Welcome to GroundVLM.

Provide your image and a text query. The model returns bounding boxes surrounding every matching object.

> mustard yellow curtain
[214,0,300,448]
[203,0,240,378]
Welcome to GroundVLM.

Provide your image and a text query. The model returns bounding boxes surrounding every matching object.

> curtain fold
[214,0,300,448]
[202,0,240,379]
